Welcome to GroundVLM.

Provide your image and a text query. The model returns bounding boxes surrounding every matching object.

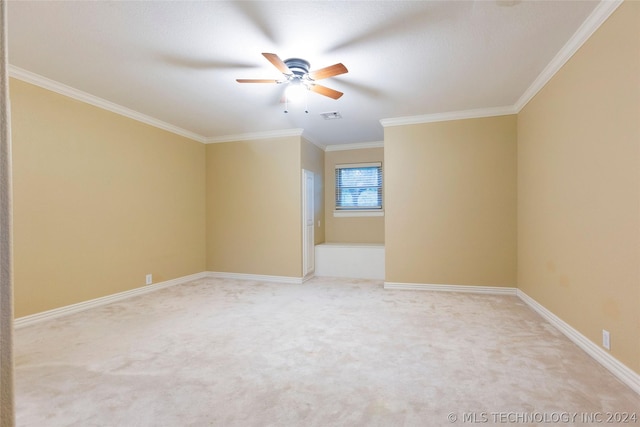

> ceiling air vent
[320,111,342,120]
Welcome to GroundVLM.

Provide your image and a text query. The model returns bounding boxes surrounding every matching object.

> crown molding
[513,0,623,112]
[324,141,384,152]
[8,65,207,143]
[380,0,622,127]
[205,128,304,144]
[380,106,516,128]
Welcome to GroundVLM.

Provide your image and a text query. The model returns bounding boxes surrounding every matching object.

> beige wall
[518,1,640,373]
[205,137,302,277]
[301,138,325,245]
[11,78,206,318]
[324,147,385,243]
[384,116,517,286]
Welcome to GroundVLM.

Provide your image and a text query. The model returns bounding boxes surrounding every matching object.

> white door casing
[302,169,314,277]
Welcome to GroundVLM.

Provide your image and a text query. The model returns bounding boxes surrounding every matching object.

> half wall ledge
[315,243,384,280]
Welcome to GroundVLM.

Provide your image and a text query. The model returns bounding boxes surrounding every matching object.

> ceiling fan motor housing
[284,58,311,78]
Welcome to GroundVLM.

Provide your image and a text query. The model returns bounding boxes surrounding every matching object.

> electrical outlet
[602,329,610,350]
[145,274,152,285]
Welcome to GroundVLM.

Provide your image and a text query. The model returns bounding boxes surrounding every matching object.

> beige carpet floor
[14,277,640,426]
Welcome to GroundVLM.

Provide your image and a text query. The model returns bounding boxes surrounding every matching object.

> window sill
[333,210,384,218]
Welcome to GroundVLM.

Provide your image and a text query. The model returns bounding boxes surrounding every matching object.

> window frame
[333,162,384,217]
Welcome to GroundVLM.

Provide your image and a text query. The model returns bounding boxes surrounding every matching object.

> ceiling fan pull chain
[284,96,289,114]
[305,89,309,114]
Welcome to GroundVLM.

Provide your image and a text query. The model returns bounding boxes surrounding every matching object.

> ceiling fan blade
[262,52,291,74]
[236,79,280,83]
[310,84,344,100]
[308,63,348,80]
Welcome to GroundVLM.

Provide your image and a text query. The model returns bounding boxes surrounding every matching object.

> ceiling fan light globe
[285,81,307,103]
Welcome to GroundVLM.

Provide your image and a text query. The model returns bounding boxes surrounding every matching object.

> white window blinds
[335,162,383,210]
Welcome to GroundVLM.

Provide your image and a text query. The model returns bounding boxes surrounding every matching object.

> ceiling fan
[236,52,348,100]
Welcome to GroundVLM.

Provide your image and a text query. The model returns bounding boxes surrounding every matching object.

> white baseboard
[517,290,640,395]
[384,281,517,295]
[207,271,305,284]
[14,272,208,329]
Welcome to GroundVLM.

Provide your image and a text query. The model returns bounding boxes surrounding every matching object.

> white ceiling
[8,0,607,147]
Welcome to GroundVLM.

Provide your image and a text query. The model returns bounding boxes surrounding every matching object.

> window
[335,162,383,216]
